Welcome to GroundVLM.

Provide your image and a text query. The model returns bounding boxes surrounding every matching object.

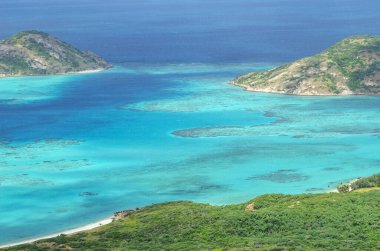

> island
[0,31,110,77]
[232,36,380,95]
[3,174,380,250]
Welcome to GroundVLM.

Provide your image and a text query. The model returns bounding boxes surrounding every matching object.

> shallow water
[1,64,380,244]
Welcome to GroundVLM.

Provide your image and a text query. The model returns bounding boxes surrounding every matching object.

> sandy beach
[66,68,108,75]
[0,216,114,249]
[0,67,109,79]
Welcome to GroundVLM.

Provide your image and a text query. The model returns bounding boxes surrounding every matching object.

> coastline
[229,80,375,97]
[0,177,364,249]
[65,68,110,76]
[328,178,361,193]
[0,216,114,249]
[0,67,110,80]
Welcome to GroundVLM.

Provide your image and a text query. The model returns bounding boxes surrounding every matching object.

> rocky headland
[233,36,380,95]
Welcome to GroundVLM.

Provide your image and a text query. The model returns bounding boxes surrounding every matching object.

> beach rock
[245,203,255,211]
[114,210,134,220]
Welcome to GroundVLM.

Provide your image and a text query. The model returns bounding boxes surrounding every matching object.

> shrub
[337,184,350,193]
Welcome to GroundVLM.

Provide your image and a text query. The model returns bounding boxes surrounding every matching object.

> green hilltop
[233,36,380,95]
[5,175,380,251]
[0,31,110,77]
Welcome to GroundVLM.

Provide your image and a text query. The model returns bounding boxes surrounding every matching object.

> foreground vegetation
[5,184,380,250]
[233,35,380,95]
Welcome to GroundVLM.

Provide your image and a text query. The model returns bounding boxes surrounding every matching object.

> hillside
[5,188,380,250]
[233,36,380,95]
[0,31,110,77]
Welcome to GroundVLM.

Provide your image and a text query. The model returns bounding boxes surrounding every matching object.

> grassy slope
[234,35,380,95]
[6,191,380,251]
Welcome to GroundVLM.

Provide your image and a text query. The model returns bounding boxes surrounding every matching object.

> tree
[337,184,350,193]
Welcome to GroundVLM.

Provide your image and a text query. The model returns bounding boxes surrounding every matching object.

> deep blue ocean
[1,0,380,245]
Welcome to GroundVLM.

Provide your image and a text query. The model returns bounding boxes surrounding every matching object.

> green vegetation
[337,184,350,193]
[5,187,380,250]
[351,174,380,190]
[0,31,110,77]
[0,55,36,75]
[234,35,380,95]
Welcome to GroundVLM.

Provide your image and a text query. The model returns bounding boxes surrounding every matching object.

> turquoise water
[1,63,380,244]
[3,0,380,245]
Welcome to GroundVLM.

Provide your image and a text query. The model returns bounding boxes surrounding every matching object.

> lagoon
[1,64,380,244]
[2,0,380,245]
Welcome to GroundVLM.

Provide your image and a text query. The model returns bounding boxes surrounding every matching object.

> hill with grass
[233,36,380,95]
[5,174,380,251]
[0,31,110,77]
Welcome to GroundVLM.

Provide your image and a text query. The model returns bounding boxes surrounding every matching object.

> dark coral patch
[248,169,309,183]
[80,192,98,197]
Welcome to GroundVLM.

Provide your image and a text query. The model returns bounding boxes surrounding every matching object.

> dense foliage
[351,174,380,190]
[6,190,380,251]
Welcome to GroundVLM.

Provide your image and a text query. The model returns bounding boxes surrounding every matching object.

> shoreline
[0,216,114,249]
[328,178,361,193]
[66,68,106,75]
[0,177,363,249]
[0,67,110,80]
[229,81,379,97]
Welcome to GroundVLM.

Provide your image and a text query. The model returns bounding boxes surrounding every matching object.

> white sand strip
[0,216,113,249]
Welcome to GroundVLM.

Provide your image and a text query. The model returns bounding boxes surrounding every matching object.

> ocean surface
[1,0,380,244]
